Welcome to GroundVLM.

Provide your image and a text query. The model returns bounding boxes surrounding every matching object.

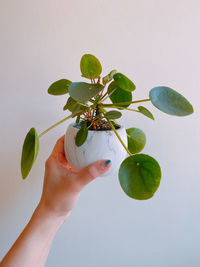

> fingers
[75,160,111,189]
[51,135,65,156]
[50,135,69,168]
[50,135,79,173]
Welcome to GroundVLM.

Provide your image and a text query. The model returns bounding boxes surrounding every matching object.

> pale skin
[0,135,111,267]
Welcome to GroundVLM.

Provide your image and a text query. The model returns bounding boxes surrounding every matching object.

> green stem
[102,87,117,102]
[99,80,117,102]
[101,98,151,107]
[87,122,93,129]
[106,118,132,156]
[38,111,83,138]
[102,105,140,112]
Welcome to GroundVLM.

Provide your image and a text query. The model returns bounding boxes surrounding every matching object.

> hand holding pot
[1,136,111,267]
[40,135,111,219]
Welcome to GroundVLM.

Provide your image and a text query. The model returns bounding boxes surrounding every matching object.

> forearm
[1,202,70,267]
[1,137,110,266]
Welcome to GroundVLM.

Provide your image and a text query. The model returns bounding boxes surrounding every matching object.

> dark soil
[86,120,120,131]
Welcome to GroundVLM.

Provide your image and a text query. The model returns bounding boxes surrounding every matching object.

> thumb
[75,160,111,189]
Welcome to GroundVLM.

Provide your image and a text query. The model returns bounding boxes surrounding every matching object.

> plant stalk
[106,118,132,156]
[102,87,117,102]
[101,98,151,107]
[102,105,140,112]
[38,111,83,138]
[99,80,117,102]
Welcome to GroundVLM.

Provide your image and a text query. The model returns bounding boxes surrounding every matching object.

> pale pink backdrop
[0,0,199,266]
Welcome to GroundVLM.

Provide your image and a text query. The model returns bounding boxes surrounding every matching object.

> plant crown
[21,54,194,200]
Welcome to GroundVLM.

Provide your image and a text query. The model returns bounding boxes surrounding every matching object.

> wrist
[35,201,71,226]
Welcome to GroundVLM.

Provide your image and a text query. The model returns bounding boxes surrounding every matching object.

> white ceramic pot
[64,123,128,177]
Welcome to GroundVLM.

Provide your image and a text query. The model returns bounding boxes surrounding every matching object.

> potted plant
[21,54,194,200]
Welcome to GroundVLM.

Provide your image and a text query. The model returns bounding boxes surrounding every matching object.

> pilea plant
[21,54,194,200]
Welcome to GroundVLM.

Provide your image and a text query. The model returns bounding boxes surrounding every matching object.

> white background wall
[0,0,200,266]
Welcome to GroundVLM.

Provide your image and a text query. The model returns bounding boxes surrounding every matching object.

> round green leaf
[104,110,122,119]
[63,97,86,114]
[119,154,161,200]
[63,97,77,111]
[21,128,39,179]
[69,82,104,103]
[113,73,136,92]
[80,54,102,79]
[75,123,88,147]
[138,106,154,120]
[126,128,146,154]
[48,79,72,95]
[149,86,194,116]
[108,82,132,108]
[63,97,76,111]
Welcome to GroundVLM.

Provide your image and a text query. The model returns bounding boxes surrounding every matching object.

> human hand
[39,135,111,220]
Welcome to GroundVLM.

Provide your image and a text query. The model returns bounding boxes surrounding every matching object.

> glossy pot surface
[64,123,128,177]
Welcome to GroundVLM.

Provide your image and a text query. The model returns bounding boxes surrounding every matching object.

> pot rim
[69,122,125,132]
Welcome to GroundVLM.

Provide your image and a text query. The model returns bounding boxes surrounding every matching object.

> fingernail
[104,160,111,166]
[100,160,112,170]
